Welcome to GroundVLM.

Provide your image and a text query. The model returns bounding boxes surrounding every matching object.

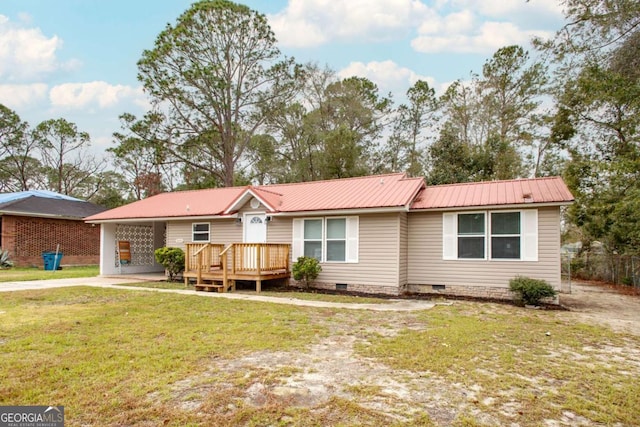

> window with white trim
[303,219,323,260]
[326,218,346,261]
[293,217,358,263]
[192,223,210,242]
[491,212,520,259]
[457,213,485,259]
[443,210,537,261]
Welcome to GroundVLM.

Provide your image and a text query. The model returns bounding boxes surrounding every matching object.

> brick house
[0,191,107,267]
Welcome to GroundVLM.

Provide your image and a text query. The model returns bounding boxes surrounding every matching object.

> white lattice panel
[115,224,155,267]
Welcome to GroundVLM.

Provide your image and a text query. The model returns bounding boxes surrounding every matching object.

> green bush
[509,276,557,306]
[292,256,321,289]
[0,249,14,269]
[154,247,185,281]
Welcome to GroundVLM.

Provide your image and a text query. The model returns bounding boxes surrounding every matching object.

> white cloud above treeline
[269,0,432,47]
[338,60,437,98]
[0,84,48,108]
[269,0,562,54]
[49,82,148,110]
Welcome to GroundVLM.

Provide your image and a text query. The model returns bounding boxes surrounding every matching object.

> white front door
[243,213,267,269]
[244,213,267,243]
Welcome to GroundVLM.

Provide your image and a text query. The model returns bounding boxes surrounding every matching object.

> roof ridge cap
[252,186,284,196]
[265,173,407,188]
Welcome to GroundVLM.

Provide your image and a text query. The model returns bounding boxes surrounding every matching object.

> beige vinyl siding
[316,213,400,287]
[166,219,242,250]
[266,216,293,244]
[407,207,561,289]
[398,211,408,286]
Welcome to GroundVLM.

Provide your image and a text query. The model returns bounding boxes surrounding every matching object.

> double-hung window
[443,210,537,261]
[192,223,210,242]
[491,212,521,259]
[457,213,485,259]
[303,219,323,260]
[294,217,358,263]
[326,218,347,261]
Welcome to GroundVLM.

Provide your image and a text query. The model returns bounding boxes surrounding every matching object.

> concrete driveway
[0,276,141,292]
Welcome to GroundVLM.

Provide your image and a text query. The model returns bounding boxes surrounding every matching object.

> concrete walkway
[0,276,438,312]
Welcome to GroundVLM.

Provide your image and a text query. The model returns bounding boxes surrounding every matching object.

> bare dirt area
[156,285,640,426]
[560,280,640,336]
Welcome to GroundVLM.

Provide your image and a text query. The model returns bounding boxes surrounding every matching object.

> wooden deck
[183,243,291,293]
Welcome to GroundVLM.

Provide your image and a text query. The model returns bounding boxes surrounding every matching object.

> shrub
[154,247,185,281]
[509,276,557,306]
[292,256,321,289]
[0,249,14,269]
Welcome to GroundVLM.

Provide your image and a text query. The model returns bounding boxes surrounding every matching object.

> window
[326,218,346,261]
[293,217,358,263]
[457,213,485,259]
[303,219,323,260]
[491,212,520,259]
[192,223,210,242]
[443,210,538,261]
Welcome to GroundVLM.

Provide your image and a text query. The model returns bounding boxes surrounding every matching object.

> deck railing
[185,243,225,274]
[229,243,290,274]
[185,243,290,291]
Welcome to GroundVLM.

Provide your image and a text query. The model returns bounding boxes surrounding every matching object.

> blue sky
[0,0,565,154]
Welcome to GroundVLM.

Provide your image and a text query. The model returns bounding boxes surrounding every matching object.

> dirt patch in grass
[561,280,640,336]
[160,303,640,426]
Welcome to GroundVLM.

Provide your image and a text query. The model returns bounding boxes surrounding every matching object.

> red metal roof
[85,174,574,222]
[86,187,244,221]
[410,176,574,210]
[85,173,424,221]
[265,173,424,212]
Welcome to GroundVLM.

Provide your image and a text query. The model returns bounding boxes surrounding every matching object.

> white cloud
[412,16,553,54]
[0,14,78,82]
[451,0,563,21]
[269,0,563,55]
[49,81,149,110]
[269,0,434,48]
[410,0,564,54]
[0,83,48,109]
[338,60,436,99]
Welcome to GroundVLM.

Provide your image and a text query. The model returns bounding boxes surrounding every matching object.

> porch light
[235,217,242,224]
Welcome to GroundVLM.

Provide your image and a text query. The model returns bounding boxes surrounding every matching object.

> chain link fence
[562,250,640,293]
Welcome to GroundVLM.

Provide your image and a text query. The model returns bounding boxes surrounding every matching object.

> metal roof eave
[408,201,574,212]
[85,213,241,224]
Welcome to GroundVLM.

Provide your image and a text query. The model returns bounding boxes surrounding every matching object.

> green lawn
[1,287,638,426]
[0,265,99,282]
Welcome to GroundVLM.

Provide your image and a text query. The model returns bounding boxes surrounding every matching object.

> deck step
[194,283,224,292]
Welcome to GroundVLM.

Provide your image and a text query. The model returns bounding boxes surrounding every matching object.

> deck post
[197,251,203,285]
[256,278,261,293]
[222,251,228,293]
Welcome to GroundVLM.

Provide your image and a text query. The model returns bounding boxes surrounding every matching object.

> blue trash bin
[42,251,63,270]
